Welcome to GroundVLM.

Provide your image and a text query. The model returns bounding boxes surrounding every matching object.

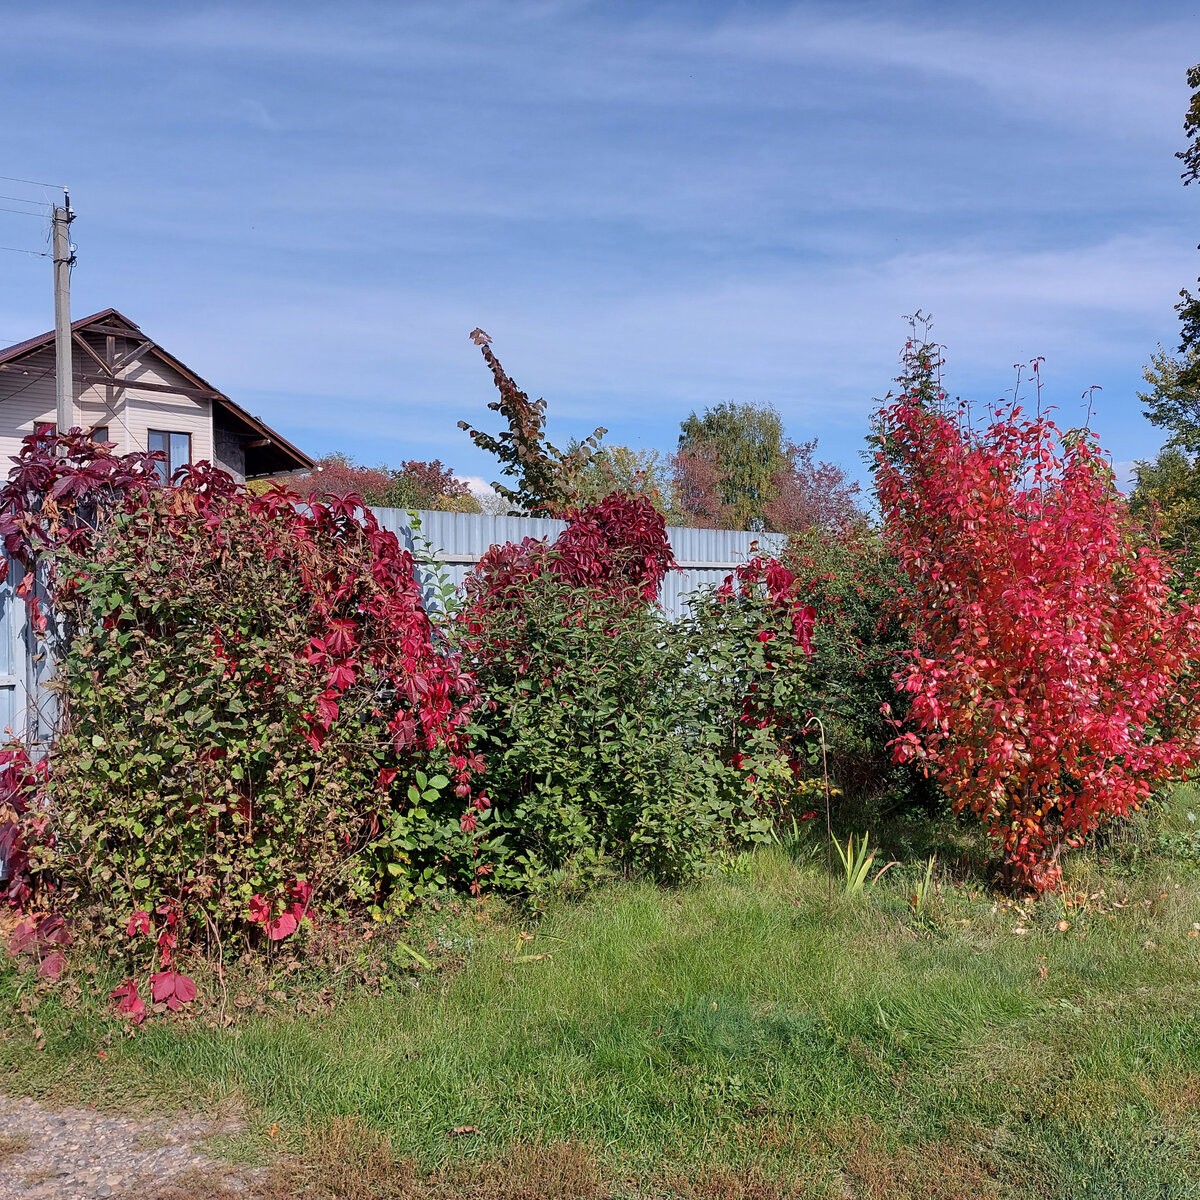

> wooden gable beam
[71,333,110,375]
[82,322,146,339]
[74,372,224,401]
[112,339,155,372]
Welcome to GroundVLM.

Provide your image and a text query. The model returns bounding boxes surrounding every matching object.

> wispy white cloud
[156,229,1185,472]
[682,9,1190,141]
[0,0,1193,484]
[457,474,498,498]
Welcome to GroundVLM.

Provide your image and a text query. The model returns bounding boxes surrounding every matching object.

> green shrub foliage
[462,500,821,888]
[39,469,484,950]
[464,581,745,889]
[677,557,822,815]
[780,529,929,811]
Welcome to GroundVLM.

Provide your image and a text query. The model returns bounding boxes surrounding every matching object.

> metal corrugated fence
[0,513,785,754]
[369,507,787,617]
[0,555,57,752]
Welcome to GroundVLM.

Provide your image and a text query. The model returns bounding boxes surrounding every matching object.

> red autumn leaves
[110,972,197,1024]
[875,392,1200,890]
[8,914,70,980]
[248,880,314,942]
[465,493,675,618]
[114,902,197,1022]
[109,886,312,1022]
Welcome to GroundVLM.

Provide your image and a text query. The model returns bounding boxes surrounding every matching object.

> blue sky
[1,0,1198,493]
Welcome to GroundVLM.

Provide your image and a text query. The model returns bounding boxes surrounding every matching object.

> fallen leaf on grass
[448,1126,479,1137]
[149,970,197,1010]
[37,950,65,979]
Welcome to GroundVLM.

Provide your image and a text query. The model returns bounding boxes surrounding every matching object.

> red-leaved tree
[764,440,863,537]
[874,381,1200,889]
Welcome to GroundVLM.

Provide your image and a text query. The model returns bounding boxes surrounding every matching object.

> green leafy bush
[780,528,931,813]
[464,581,750,890]
[41,478,484,952]
[676,557,824,816]
[463,530,824,891]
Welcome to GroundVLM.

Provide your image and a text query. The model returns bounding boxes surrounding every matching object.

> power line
[0,245,49,258]
[0,365,56,402]
[0,174,66,190]
[0,194,50,209]
[0,205,50,219]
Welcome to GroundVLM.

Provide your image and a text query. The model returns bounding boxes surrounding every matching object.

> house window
[89,426,110,446]
[33,422,54,447]
[148,430,191,483]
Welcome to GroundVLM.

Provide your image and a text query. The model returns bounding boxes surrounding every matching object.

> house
[0,308,312,482]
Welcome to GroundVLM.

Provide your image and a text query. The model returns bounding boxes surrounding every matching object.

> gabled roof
[0,309,313,477]
[0,307,134,367]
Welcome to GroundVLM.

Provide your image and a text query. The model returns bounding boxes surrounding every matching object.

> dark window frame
[148,429,193,482]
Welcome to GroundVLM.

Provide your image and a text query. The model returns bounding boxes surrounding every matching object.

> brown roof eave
[214,396,314,475]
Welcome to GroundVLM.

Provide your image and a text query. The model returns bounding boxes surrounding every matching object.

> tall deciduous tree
[672,403,861,534]
[290,455,479,512]
[1130,445,1200,580]
[1129,348,1200,583]
[1136,345,1200,455]
[386,460,478,511]
[562,443,669,513]
[674,402,787,530]
[1175,64,1200,389]
[764,440,863,537]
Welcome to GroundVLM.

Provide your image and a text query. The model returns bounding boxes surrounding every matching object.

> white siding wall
[0,349,58,469]
[0,347,213,470]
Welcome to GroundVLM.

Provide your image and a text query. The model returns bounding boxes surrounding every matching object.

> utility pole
[51,192,74,433]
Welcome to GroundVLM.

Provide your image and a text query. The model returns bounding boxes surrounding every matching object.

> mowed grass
[5,819,1200,1198]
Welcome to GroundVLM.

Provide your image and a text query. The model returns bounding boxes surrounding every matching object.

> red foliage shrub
[0,431,485,1019]
[875,391,1200,889]
[289,455,395,505]
[0,747,50,908]
[465,493,674,616]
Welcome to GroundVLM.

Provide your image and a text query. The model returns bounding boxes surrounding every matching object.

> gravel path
[0,1094,254,1199]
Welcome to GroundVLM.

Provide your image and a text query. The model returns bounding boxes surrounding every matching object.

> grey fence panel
[0,556,24,742]
[661,526,787,618]
[0,510,786,750]
[28,559,59,751]
[368,508,787,618]
[0,555,59,752]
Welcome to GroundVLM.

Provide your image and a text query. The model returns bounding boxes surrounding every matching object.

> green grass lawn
[5,806,1200,1199]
